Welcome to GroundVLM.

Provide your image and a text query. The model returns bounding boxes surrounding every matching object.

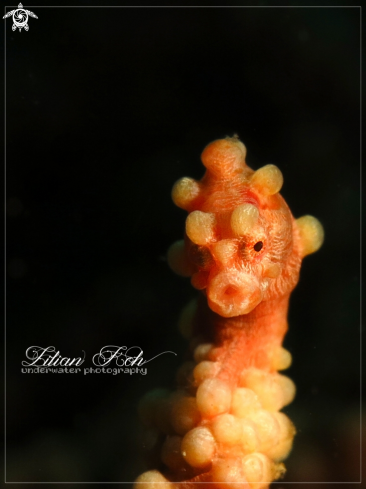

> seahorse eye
[254,241,263,252]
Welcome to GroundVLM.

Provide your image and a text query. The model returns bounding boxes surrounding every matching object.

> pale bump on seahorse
[134,136,324,489]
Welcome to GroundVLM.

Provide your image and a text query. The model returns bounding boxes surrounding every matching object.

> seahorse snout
[207,270,263,317]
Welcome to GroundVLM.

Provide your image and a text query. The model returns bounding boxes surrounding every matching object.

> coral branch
[134,137,324,489]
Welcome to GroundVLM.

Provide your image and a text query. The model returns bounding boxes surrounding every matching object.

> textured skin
[134,137,324,489]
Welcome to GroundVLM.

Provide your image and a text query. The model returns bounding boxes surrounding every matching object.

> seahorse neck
[195,294,290,385]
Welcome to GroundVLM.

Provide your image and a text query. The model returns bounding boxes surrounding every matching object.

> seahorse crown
[168,136,323,318]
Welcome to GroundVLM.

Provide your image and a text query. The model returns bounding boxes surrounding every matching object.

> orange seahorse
[134,136,324,489]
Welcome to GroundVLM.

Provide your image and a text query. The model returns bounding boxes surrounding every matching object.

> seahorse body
[135,137,324,489]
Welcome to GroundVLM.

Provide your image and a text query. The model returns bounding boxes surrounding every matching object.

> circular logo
[13,8,28,30]
[3,3,38,32]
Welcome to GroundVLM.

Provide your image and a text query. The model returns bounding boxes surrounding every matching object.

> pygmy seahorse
[134,136,324,489]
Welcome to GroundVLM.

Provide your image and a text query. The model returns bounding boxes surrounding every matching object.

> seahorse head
[168,137,324,318]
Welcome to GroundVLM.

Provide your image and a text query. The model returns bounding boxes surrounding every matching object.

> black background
[5,2,361,486]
